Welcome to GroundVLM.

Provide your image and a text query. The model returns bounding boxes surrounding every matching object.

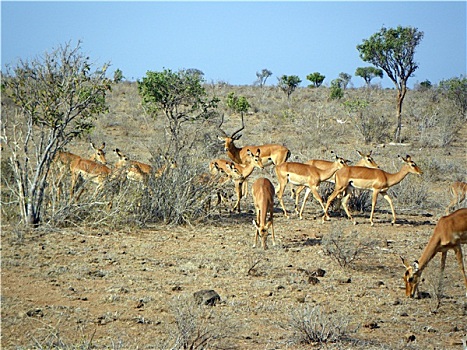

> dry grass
[1,82,466,349]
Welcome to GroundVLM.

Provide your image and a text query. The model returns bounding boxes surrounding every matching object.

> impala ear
[246,149,253,156]
[412,260,419,272]
[255,149,261,157]
[356,150,363,157]
[233,134,242,141]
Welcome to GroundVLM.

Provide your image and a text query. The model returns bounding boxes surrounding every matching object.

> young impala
[217,114,290,167]
[275,155,347,219]
[225,149,264,213]
[252,177,276,250]
[322,155,423,226]
[401,208,467,298]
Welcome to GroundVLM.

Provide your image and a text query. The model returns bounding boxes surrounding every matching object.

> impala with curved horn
[217,114,290,167]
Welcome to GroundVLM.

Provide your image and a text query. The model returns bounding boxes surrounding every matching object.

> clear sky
[1,1,466,88]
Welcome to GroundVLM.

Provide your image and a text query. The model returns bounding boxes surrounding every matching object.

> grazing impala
[217,114,290,167]
[401,208,467,298]
[252,177,276,249]
[276,155,347,219]
[445,181,467,215]
[323,155,423,226]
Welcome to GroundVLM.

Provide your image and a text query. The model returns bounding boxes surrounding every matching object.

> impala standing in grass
[291,150,379,207]
[217,114,290,167]
[322,155,423,226]
[275,155,348,220]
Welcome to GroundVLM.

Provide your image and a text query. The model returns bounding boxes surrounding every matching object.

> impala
[252,177,276,250]
[88,142,108,164]
[69,156,112,200]
[197,161,244,213]
[217,114,290,167]
[401,208,467,298]
[275,155,347,219]
[225,149,264,213]
[445,181,467,215]
[291,150,379,205]
[114,148,153,182]
[52,142,108,200]
[209,148,262,197]
[322,155,423,226]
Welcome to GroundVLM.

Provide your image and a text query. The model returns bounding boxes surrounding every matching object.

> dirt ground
[2,200,466,349]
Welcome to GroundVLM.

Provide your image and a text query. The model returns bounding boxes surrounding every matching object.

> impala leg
[269,215,276,246]
[322,189,341,222]
[299,187,312,220]
[369,190,380,226]
[232,181,243,213]
[310,185,325,211]
[294,185,305,213]
[341,191,354,223]
[453,246,467,297]
[381,191,396,225]
[439,251,447,296]
[277,179,290,219]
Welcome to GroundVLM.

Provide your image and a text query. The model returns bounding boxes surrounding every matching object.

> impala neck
[238,162,256,178]
[227,142,243,164]
[320,163,341,181]
[385,164,412,188]
[415,231,441,274]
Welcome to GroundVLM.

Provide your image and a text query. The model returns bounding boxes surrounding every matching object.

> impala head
[333,154,348,169]
[356,150,379,168]
[113,148,130,168]
[399,154,423,175]
[253,219,273,250]
[90,142,107,164]
[217,113,244,151]
[401,256,421,297]
[226,162,245,180]
[246,149,264,169]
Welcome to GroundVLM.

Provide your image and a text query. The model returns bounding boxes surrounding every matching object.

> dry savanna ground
[2,83,466,349]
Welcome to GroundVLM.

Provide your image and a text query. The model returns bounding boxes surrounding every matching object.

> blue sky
[1,1,466,88]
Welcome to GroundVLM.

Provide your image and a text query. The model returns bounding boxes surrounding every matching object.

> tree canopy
[357,26,424,142]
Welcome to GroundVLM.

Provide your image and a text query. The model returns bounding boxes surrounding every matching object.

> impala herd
[52,115,466,299]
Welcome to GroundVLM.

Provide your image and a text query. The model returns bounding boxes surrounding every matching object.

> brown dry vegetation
[2,82,466,349]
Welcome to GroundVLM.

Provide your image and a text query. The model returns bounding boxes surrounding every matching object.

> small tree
[226,92,250,118]
[306,72,325,88]
[1,41,111,226]
[277,75,301,99]
[338,72,352,90]
[138,68,219,156]
[329,79,344,100]
[355,67,383,87]
[255,69,272,88]
[357,26,424,142]
[439,75,467,120]
[113,68,124,83]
